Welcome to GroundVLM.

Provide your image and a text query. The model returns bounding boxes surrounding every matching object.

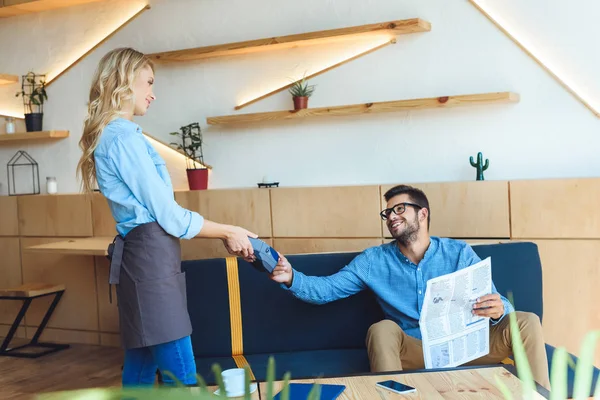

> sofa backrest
[183,258,234,358]
[472,241,543,321]
[237,252,385,355]
[182,241,543,358]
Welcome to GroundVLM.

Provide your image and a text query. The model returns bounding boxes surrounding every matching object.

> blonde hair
[77,47,154,193]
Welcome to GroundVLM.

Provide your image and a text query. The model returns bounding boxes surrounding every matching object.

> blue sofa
[182,241,599,397]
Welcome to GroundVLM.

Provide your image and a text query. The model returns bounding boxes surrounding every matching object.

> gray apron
[107,222,192,349]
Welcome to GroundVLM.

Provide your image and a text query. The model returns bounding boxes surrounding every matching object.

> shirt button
[417,268,420,271]
[418,290,422,294]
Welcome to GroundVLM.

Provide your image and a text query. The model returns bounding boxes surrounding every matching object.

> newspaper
[419,257,492,369]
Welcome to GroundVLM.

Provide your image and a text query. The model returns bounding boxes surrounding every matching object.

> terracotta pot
[186,168,208,190]
[293,96,308,110]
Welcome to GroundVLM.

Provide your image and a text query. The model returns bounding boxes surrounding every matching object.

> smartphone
[376,380,417,394]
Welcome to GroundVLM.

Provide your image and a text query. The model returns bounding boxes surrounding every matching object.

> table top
[249,366,547,400]
[24,237,113,256]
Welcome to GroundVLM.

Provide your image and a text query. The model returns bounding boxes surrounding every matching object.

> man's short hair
[383,184,430,229]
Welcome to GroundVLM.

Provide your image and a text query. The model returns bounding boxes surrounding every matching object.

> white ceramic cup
[222,368,245,394]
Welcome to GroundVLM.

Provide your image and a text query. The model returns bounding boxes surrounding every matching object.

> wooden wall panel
[0,324,26,339]
[511,178,600,238]
[91,193,116,237]
[535,240,600,367]
[18,195,93,237]
[94,256,118,333]
[271,186,382,237]
[181,238,273,261]
[100,333,121,347]
[381,181,510,238]
[20,238,98,331]
[465,239,515,245]
[273,238,383,255]
[175,189,272,237]
[0,238,22,325]
[25,327,99,345]
[0,196,19,236]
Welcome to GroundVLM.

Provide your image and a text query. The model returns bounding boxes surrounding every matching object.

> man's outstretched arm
[270,252,370,305]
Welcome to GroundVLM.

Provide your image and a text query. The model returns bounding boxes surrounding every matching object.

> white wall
[0,0,599,195]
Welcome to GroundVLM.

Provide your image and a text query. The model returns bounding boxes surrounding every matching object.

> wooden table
[24,237,113,256]
[254,366,547,399]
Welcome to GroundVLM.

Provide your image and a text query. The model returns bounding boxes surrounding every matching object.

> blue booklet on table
[273,383,345,400]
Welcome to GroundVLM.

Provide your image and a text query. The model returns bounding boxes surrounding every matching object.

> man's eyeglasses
[380,202,423,221]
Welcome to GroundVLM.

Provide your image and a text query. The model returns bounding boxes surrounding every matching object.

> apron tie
[107,235,124,303]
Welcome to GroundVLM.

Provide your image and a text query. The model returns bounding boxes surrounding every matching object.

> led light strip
[470,0,600,117]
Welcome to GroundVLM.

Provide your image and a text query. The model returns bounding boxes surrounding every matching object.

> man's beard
[391,215,420,245]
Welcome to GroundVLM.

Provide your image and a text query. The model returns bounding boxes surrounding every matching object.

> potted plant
[15,72,47,132]
[289,74,315,110]
[170,122,209,190]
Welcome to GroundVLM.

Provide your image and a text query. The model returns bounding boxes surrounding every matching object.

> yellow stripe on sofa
[233,355,256,380]
[226,257,244,356]
[501,357,515,365]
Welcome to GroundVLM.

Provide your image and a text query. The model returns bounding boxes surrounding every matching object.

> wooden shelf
[25,237,112,256]
[143,131,213,169]
[0,74,18,85]
[148,18,431,62]
[0,130,69,143]
[0,0,105,18]
[206,92,520,125]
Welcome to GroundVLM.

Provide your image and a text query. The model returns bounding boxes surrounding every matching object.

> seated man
[269,184,550,390]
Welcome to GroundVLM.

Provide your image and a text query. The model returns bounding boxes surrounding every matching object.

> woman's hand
[222,226,258,259]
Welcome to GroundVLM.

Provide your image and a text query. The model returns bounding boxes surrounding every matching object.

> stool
[0,283,70,358]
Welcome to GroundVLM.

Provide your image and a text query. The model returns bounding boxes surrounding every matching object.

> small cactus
[469,152,489,181]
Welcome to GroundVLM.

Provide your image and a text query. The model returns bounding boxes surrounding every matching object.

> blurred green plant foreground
[36,295,600,400]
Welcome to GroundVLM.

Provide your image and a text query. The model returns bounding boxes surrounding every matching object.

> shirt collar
[392,236,439,266]
[113,117,143,133]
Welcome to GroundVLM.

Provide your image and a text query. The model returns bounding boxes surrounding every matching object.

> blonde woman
[77,47,257,387]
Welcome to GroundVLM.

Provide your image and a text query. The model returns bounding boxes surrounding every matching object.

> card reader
[248,237,279,273]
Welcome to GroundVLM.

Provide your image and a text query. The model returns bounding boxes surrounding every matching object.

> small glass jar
[5,117,15,134]
[46,177,57,194]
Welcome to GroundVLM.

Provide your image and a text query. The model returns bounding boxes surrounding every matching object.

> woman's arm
[194,220,257,258]
[106,131,257,257]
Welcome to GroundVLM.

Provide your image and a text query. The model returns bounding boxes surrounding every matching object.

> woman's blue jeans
[122,335,197,387]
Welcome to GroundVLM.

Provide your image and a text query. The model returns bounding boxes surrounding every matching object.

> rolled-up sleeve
[108,133,203,239]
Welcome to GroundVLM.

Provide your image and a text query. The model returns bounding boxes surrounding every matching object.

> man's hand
[270,255,293,287]
[472,294,504,320]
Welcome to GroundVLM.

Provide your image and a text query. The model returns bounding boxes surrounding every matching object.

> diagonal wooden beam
[469,0,600,118]
[235,38,396,110]
[46,4,151,86]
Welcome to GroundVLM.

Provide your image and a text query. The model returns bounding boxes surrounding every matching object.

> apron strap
[107,235,124,303]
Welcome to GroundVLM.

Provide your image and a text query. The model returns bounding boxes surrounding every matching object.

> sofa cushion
[244,349,371,381]
[182,258,232,358]
[472,242,543,320]
[238,252,385,355]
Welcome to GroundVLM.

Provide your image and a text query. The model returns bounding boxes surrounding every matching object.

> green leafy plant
[170,122,206,170]
[497,293,600,400]
[288,75,316,98]
[35,356,319,400]
[15,72,47,115]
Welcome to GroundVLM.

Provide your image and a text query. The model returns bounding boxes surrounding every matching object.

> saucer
[214,382,258,398]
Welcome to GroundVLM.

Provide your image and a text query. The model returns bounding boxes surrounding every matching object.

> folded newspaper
[419,257,492,369]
